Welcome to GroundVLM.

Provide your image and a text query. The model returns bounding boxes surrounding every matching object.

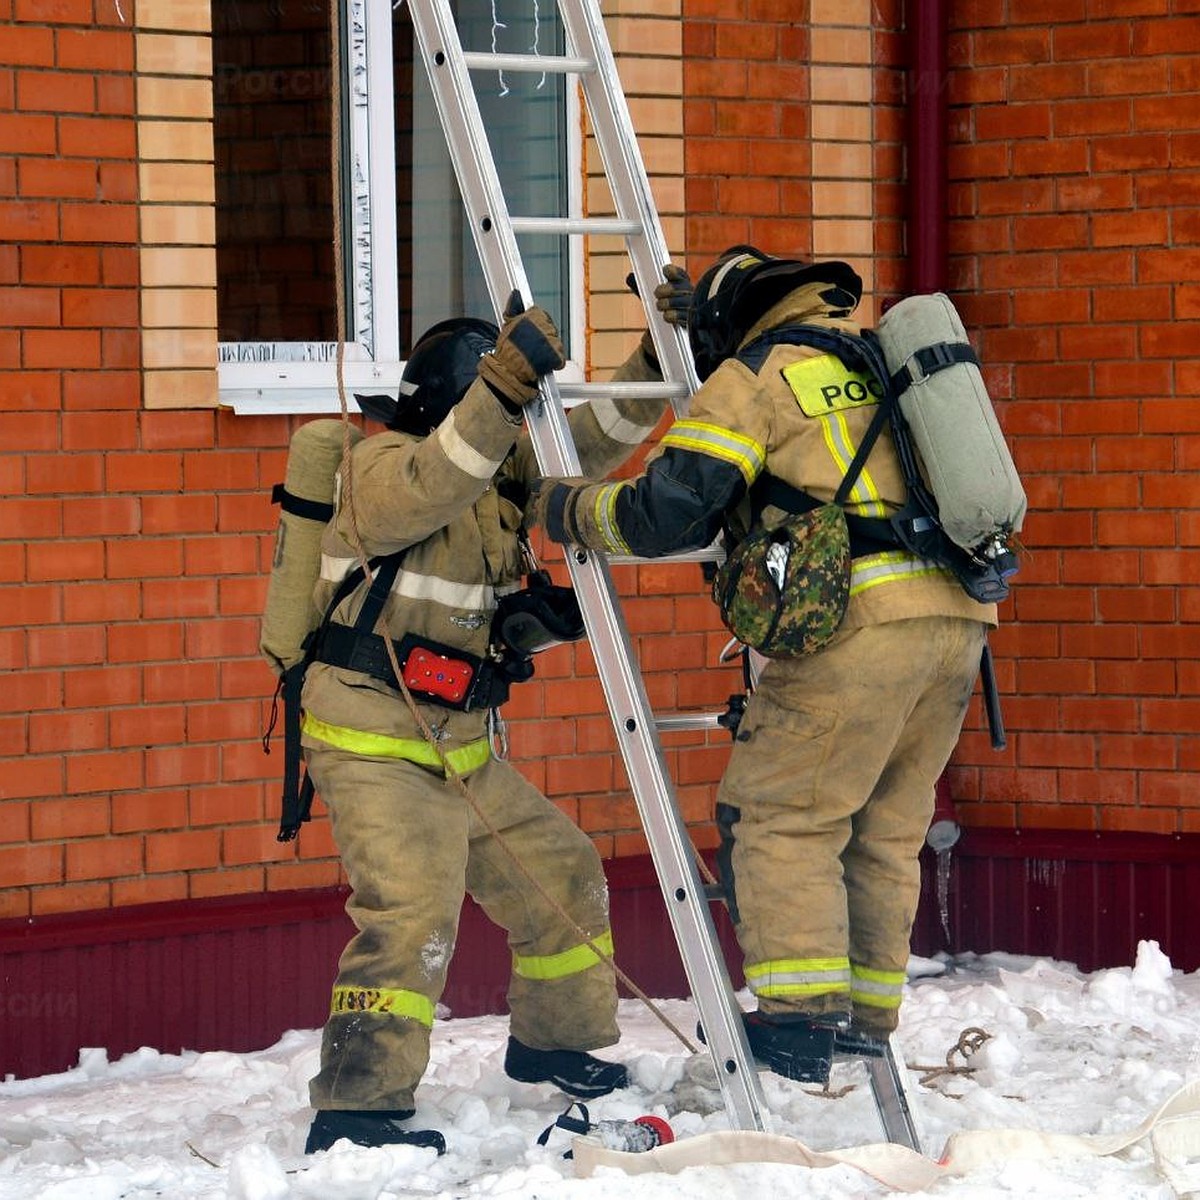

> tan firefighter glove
[525,476,588,546]
[477,289,566,409]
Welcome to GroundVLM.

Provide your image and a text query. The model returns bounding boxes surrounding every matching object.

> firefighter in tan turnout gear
[296,290,678,1156]
[529,248,998,1085]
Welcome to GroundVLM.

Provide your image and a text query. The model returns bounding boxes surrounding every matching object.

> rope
[911,1026,992,1090]
[324,0,696,1054]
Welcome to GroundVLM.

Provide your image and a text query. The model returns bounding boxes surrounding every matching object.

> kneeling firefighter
[529,248,1003,1085]
[295,286,682,1155]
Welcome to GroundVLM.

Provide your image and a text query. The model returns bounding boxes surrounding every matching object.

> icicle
[491,0,509,96]
[935,845,952,943]
[531,0,546,89]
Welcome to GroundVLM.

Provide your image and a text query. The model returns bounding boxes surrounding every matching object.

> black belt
[312,623,513,712]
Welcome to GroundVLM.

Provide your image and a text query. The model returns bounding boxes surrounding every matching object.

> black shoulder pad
[736,323,876,377]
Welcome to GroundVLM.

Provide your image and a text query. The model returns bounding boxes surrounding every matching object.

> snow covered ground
[2,941,1200,1198]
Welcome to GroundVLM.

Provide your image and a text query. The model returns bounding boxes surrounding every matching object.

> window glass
[395,2,570,350]
[213,2,339,345]
[213,0,573,403]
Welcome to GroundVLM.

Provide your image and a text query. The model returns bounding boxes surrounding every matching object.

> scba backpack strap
[737,320,1017,604]
[270,553,393,841]
[734,319,1010,749]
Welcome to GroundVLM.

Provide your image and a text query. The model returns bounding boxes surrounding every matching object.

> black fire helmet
[355,317,500,436]
[688,246,864,381]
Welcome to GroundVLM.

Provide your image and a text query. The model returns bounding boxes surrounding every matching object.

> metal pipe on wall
[906,0,949,296]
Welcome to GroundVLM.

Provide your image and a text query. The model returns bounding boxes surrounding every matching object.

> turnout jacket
[301,343,668,771]
[541,283,998,633]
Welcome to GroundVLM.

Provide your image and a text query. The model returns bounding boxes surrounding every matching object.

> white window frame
[219,0,584,416]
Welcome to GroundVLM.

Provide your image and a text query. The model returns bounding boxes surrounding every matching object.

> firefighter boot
[304,1109,447,1155]
[742,1010,848,1084]
[504,1036,630,1098]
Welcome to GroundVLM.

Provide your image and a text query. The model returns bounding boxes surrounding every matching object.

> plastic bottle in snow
[593,1115,674,1153]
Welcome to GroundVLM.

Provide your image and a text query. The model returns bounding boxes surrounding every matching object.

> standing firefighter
[282,291,677,1155]
[529,248,1000,1085]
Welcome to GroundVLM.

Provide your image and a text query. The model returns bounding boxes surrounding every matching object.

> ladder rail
[556,0,698,400]
[862,1046,923,1152]
[404,0,768,1132]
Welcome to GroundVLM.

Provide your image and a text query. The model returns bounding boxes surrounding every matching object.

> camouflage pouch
[712,503,851,658]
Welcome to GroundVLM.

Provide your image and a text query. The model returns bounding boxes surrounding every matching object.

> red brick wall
[3,1,1199,926]
[944,6,1200,835]
[3,3,147,919]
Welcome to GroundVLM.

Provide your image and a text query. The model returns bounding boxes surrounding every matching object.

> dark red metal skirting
[3,831,1197,1081]
[912,827,1200,974]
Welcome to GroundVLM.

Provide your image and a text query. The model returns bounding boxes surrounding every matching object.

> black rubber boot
[304,1109,447,1155]
[504,1036,629,1098]
[742,1010,845,1084]
[833,1022,891,1058]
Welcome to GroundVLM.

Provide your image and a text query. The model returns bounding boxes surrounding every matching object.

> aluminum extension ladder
[402,0,920,1150]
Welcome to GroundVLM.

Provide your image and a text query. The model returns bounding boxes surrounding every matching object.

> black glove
[628,264,692,367]
[477,289,566,409]
[653,263,693,327]
[624,264,693,326]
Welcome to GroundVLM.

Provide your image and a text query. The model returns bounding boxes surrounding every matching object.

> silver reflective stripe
[589,393,656,445]
[850,552,944,595]
[850,975,904,1000]
[661,420,766,483]
[320,553,358,583]
[744,962,851,991]
[438,407,504,480]
[320,555,494,610]
[706,251,757,297]
[393,568,494,611]
[594,482,631,554]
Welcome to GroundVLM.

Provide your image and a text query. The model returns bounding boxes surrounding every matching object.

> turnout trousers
[304,750,620,1112]
[719,615,987,1033]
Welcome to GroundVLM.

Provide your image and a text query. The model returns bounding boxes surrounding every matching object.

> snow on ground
[2,942,1200,1198]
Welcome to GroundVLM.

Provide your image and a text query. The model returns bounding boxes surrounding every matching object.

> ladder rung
[462,51,595,75]
[511,216,642,237]
[556,380,689,402]
[606,545,725,566]
[654,712,729,734]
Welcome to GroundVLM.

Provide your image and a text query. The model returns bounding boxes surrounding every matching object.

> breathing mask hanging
[491,533,586,659]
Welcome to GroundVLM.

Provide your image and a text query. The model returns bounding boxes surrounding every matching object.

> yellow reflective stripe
[850,988,903,1010]
[744,956,851,998]
[590,482,632,555]
[851,964,907,986]
[330,986,435,1026]
[821,410,886,516]
[513,930,615,981]
[850,550,947,596]
[661,419,765,486]
[850,963,905,1009]
[302,713,492,776]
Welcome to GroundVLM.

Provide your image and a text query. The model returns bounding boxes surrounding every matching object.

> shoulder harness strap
[738,323,900,556]
[276,550,404,842]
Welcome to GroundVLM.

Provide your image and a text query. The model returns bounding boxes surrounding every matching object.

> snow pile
[2,943,1199,1198]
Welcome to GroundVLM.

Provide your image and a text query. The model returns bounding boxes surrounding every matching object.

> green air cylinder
[260,419,363,676]
[876,293,1026,555]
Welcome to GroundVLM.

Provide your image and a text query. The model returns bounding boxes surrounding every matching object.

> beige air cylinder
[876,293,1026,554]
[260,419,362,676]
